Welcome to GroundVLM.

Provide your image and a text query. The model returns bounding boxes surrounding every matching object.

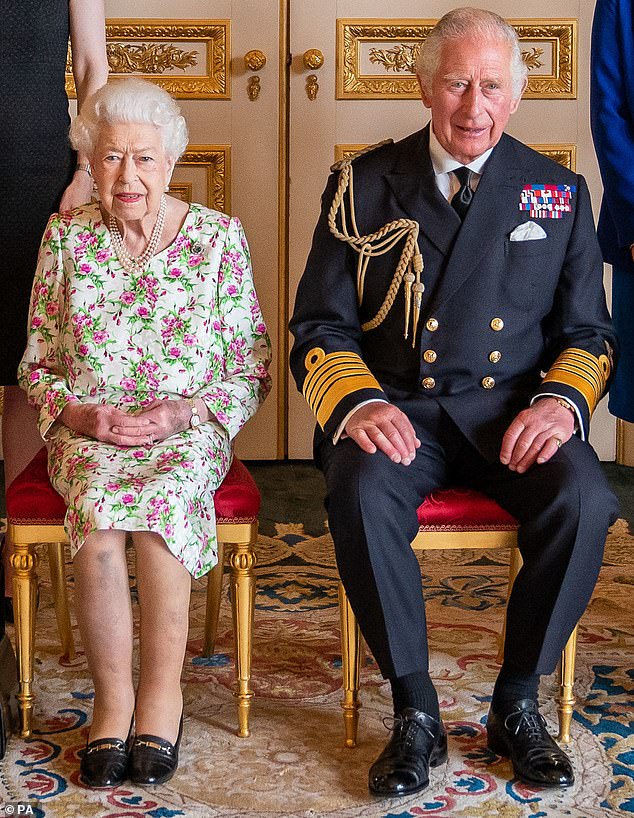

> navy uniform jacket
[290,127,615,462]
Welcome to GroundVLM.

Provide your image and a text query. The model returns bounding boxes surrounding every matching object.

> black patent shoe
[129,715,183,785]
[79,736,129,789]
[487,698,574,788]
[369,708,448,796]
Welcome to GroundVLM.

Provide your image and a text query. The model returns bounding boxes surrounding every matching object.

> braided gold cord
[327,156,424,345]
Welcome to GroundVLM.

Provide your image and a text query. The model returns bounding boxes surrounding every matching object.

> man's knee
[515,442,618,542]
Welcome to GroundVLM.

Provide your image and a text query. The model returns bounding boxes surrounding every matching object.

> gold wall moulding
[66,19,230,99]
[336,19,577,100]
[529,144,576,171]
[335,143,576,170]
[174,145,231,213]
[168,182,194,204]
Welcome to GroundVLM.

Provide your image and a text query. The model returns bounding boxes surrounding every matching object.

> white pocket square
[509,221,547,241]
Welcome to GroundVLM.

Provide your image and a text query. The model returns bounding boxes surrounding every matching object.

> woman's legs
[73,530,135,741]
[2,386,43,596]
[133,532,191,744]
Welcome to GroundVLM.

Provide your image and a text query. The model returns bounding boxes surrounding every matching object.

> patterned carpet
[0,519,632,817]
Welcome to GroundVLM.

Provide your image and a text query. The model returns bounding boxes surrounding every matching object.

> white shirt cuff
[333,399,388,444]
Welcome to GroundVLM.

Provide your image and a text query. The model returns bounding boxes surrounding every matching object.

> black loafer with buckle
[129,715,183,786]
[486,698,574,788]
[369,708,448,796]
[79,736,129,789]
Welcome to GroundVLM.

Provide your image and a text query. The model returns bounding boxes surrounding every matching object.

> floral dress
[18,201,271,578]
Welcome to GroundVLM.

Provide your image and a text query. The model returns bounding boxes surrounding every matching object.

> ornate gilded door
[287,0,613,460]
[100,0,282,458]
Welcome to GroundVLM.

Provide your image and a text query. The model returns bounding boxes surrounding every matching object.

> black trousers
[319,402,619,680]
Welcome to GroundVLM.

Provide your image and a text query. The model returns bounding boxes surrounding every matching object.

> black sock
[491,666,540,714]
[390,670,440,720]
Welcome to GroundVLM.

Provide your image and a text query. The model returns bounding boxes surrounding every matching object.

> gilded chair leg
[47,542,76,661]
[228,530,257,738]
[339,582,362,748]
[557,625,578,743]
[497,547,523,664]
[203,541,225,657]
[10,542,39,737]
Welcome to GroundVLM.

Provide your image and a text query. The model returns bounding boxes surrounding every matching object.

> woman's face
[91,121,174,225]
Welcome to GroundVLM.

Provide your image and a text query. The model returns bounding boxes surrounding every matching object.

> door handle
[302,49,324,100]
[244,49,267,100]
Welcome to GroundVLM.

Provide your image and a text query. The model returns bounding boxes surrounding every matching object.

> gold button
[489,350,502,363]
[490,318,504,331]
[423,350,437,363]
[422,377,436,389]
[426,318,439,332]
[481,376,496,389]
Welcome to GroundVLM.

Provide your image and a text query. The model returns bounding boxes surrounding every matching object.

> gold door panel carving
[171,146,231,213]
[66,20,230,99]
[336,19,576,100]
[335,144,576,171]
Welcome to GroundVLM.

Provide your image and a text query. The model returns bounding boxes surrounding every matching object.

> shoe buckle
[135,738,173,755]
[86,740,124,754]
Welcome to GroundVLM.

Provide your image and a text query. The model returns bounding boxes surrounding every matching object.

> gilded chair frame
[7,519,258,739]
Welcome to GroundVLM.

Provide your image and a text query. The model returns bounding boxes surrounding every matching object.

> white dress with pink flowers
[18,201,271,578]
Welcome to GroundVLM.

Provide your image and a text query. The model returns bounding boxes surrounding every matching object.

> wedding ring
[553,437,562,448]
[148,432,154,444]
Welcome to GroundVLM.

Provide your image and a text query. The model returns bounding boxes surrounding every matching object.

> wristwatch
[555,397,575,415]
[186,398,201,429]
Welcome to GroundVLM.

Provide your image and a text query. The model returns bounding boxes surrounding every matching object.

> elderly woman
[18,78,271,789]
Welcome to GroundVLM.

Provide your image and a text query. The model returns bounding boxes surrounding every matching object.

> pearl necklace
[109,194,167,275]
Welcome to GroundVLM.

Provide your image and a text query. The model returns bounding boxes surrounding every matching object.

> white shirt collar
[428,124,493,177]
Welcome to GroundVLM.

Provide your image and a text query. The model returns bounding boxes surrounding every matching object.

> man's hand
[344,402,420,465]
[500,397,575,473]
[60,402,153,446]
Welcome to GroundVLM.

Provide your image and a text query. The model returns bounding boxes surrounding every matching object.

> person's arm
[290,174,389,430]
[500,175,617,472]
[193,217,272,440]
[18,214,82,437]
[289,172,419,463]
[591,0,634,254]
[60,0,109,211]
[18,215,153,445]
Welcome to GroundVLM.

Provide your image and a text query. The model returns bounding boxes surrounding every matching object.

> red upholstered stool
[338,487,579,748]
[7,446,261,739]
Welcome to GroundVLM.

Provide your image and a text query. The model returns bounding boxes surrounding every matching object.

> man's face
[420,35,526,164]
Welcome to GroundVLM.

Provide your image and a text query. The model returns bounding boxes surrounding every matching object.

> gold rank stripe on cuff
[541,348,611,414]
[303,347,381,429]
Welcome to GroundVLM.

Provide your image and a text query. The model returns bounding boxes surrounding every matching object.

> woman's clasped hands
[60,399,199,447]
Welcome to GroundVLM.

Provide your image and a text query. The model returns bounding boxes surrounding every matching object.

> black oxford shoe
[129,715,183,786]
[486,699,574,788]
[79,736,129,789]
[369,708,448,796]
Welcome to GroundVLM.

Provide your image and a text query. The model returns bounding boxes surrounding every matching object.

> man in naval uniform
[290,7,618,798]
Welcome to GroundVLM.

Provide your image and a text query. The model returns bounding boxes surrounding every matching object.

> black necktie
[451,166,474,220]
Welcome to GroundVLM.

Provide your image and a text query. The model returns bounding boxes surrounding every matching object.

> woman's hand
[60,402,153,446]
[135,399,202,443]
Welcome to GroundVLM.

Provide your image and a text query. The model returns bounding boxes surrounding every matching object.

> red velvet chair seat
[417,487,518,531]
[6,446,261,525]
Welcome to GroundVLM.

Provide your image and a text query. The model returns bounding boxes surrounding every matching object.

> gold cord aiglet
[327,143,425,347]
